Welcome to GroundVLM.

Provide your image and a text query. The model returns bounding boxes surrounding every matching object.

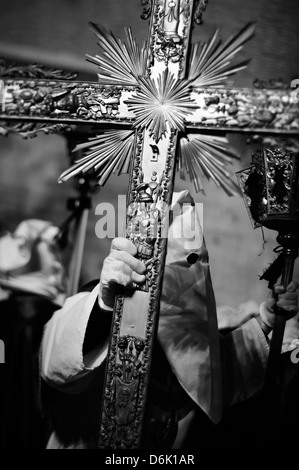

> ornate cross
[0,0,298,449]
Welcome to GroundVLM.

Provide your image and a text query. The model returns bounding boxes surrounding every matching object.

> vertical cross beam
[98,0,196,449]
[1,0,297,450]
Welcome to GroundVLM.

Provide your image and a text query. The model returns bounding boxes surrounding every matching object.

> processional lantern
[237,146,299,390]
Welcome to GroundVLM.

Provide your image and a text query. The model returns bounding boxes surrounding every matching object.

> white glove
[98,238,146,310]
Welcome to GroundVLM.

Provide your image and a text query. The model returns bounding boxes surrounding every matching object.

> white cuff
[259,301,275,329]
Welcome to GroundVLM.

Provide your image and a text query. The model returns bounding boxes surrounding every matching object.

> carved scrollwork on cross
[194,0,208,24]
[126,170,162,291]
[140,0,153,19]
[101,335,145,448]
[141,0,208,25]
[188,88,299,130]
[2,80,123,122]
[153,0,192,66]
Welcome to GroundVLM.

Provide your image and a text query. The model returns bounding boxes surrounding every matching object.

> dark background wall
[0,0,298,311]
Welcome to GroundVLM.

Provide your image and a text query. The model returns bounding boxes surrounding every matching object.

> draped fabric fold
[158,190,222,423]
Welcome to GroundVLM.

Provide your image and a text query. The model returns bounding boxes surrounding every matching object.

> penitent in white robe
[40,191,269,448]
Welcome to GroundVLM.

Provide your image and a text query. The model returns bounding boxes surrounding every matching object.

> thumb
[264,289,276,312]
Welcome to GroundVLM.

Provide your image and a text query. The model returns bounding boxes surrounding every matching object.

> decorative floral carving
[188,88,299,131]
[126,170,163,290]
[194,0,208,24]
[98,129,177,449]
[99,335,145,448]
[140,0,152,20]
[2,80,124,122]
[263,147,296,214]
[1,22,262,194]
[153,0,190,66]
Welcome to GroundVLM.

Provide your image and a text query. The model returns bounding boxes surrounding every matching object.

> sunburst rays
[188,23,255,88]
[178,134,241,196]
[58,22,254,192]
[58,130,135,186]
[126,69,197,142]
[86,23,147,85]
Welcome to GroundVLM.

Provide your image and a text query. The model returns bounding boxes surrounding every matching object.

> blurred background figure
[0,219,67,449]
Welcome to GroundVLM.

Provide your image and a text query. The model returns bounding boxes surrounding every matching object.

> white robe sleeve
[41,284,269,416]
[40,283,109,393]
[220,317,269,408]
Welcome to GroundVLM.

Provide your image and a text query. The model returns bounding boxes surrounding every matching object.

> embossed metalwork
[1,79,132,123]
[264,148,297,215]
[187,88,299,131]
[236,147,299,230]
[100,334,145,447]
[2,82,298,133]
[99,127,177,448]
[151,0,193,71]
[237,146,299,399]
[141,0,208,25]
[140,0,152,19]
[194,0,208,24]
[126,170,163,291]
[57,22,270,195]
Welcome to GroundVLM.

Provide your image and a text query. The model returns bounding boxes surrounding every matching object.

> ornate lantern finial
[237,146,299,233]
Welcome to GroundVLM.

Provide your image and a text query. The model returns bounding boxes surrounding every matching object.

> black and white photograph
[0,0,298,459]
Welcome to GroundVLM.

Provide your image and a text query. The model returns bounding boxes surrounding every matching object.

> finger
[106,271,145,290]
[274,281,299,294]
[276,303,298,312]
[277,291,298,301]
[104,259,145,287]
[108,250,146,274]
[105,268,134,289]
[111,237,137,256]
[277,302,298,311]
[267,289,275,300]
[273,284,285,295]
[131,271,146,284]
[277,294,298,306]
[103,257,131,279]
[286,280,299,292]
